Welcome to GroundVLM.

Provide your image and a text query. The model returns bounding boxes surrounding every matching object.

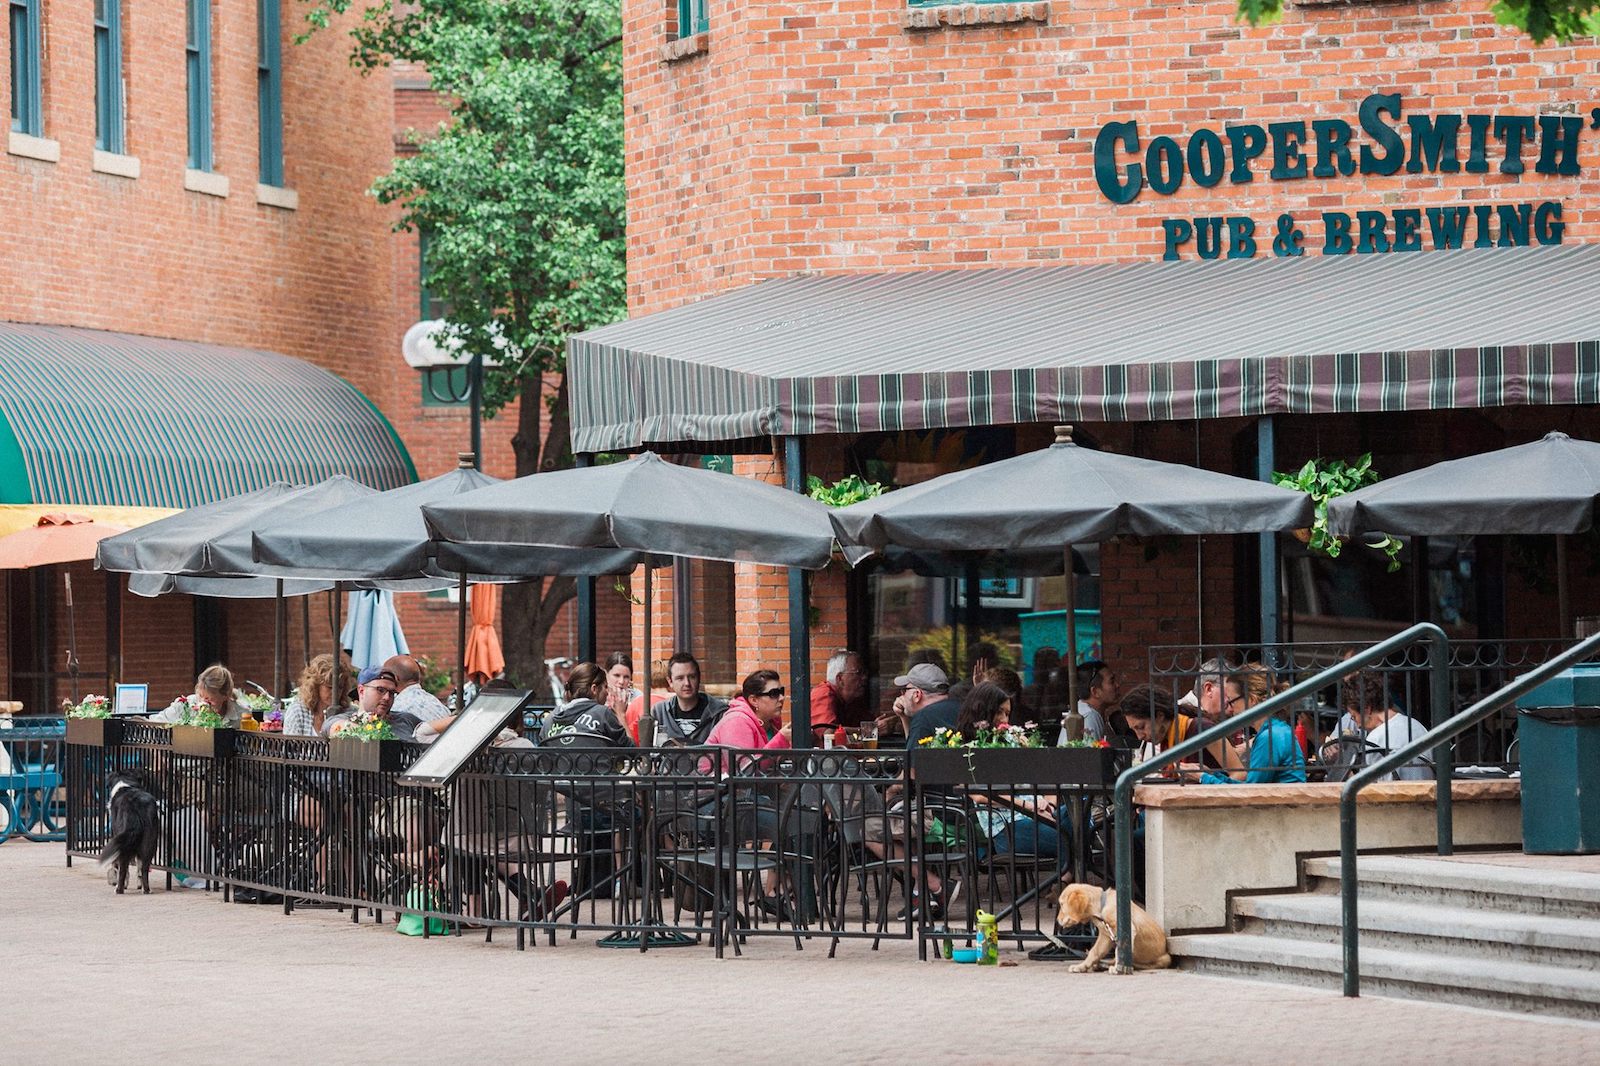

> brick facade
[619,0,1600,697]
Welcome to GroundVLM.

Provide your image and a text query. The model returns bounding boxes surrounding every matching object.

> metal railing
[1338,630,1600,997]
[1112,622,1452,973]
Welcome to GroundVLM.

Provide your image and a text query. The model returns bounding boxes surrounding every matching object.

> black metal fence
[1144,638,1569,778]
[63,731,1116,958]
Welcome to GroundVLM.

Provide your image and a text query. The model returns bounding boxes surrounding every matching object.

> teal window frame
[94,0,125,153]
[676,0,707,37]
[186,0,213,171]
[418,230,466,408]
[8,0,42,136]
[257,0,283,186]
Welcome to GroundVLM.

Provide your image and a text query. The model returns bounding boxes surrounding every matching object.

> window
[94,0,125,153]
[418,229,466,407]
[8,0,41,135]
[676,0,707,37]
[186,0,213,170]
[257,0,282,185]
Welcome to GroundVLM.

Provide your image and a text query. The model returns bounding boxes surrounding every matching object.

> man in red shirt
[809,649,869,742]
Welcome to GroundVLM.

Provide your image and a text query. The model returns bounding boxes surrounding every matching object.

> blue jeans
[990,815,1069,872]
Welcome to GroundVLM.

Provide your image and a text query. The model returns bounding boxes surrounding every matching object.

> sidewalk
[4,844,1593,1064]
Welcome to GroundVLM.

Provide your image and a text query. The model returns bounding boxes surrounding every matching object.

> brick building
[0,3,611,711]
[581,0,1600,714]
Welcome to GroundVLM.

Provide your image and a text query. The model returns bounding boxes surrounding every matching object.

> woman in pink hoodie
[706,669,793,753]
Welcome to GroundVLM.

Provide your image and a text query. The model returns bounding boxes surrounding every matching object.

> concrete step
[1169,932,1600,1022]
[1303,855,1600,920]
[1232,893,1600,971]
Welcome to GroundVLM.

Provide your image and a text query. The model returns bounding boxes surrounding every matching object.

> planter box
[913,746,1116,788]
[65,717,126,748]
[170,725,239,759]
[328,737,405,773]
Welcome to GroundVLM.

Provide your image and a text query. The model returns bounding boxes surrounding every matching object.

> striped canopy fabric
[0,321,416,507]
[568,243,1600,453]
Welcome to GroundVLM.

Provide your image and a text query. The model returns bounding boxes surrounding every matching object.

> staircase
[1168,853,1600,1021]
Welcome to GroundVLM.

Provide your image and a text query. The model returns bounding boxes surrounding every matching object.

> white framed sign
[113,683,149,717]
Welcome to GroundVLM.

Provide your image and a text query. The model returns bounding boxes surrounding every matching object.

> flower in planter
[260,710,284,733]
[175,695,230,730]
[63,694,112,719]
[1060,736,1112,749]
[333,709,396,742]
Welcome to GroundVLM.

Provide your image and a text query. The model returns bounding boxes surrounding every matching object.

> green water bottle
[975,910,999,965]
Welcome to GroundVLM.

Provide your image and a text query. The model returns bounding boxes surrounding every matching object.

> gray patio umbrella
[830,426,1314,714]
[253,456,646,699]
[423,451,839,742]
[1326,431,1600,636]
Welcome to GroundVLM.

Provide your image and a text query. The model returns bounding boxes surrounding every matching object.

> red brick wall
[623,0,1600,309]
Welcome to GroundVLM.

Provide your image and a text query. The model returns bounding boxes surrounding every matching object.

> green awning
[0,321,416,507]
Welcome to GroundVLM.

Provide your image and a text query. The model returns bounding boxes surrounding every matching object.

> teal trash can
[1516,664,1600,855]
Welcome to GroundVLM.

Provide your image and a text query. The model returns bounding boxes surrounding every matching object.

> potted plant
[327,710,406,773]
[63,694,124,747]
[911,723,1117,788]
[169,697,239,758]
[1272,454,1402,572]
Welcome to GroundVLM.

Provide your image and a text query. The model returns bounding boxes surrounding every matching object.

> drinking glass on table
[858,720,878,749]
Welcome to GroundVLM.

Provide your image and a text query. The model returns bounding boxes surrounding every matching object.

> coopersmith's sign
[1092,92,1592,260]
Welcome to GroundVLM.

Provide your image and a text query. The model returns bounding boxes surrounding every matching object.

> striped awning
[568,243,1600,452]
[0,322,417,507]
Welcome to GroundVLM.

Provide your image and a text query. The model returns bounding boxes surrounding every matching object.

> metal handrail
[1112,622,1451,973]
[1338,630,1600,997]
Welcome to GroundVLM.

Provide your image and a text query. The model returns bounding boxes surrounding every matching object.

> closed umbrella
[1326,431,1600,636]
[463,583,505,680]
[831,425,1314,713]
[340,589,410,671]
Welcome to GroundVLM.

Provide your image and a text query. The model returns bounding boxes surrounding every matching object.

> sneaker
[529,879,569,922]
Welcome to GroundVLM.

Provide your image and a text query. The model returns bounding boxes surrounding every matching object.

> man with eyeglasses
[809,650,870,743]
[898,663,961,749]
[324,666,423,741]
[649,652,728,745]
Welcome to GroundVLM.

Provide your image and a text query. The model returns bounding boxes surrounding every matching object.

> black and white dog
[99,769,161,894]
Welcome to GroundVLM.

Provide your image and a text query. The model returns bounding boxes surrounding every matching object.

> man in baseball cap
[892,663,958,748]
[324,666,423,740]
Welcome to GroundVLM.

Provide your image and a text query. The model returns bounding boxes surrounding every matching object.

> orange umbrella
[0,513,129,569]
[463,582,505,679]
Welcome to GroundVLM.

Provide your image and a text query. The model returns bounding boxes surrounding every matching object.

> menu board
[398,689,531,788]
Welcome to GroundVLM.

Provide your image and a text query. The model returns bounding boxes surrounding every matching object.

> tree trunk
[501,372,577,696]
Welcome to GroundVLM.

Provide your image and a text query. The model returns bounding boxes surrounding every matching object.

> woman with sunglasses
[706,669,794,751]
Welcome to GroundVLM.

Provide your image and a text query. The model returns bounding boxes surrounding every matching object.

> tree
[302,0,626,691]
[1235,0,1599,42]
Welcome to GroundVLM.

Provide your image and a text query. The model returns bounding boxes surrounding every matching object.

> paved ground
[5,844,1596,1064]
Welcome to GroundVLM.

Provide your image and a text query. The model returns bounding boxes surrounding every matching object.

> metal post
[1557,533,1572,639]
[1432,628,1455,856]
[1256,415,1280,645]
[784,436,812,748]
[468,352,484,472]
[456,571,468,706]
[1065,544,1079,715]
[105,571,121,689]
[575,453,597,663]
[273,579,285,700]
[331,583,343,685]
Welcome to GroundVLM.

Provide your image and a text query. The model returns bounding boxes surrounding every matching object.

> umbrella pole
[302,597,312,671]
[64,570,80,703]
[1065,544,1079,718]
[274,580,285,701]
[1557,533,1572,639]
[456,572,468,707]
[331,583,342,693]
[642,563,652,733]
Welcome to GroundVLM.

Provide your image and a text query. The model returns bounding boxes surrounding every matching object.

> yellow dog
[1056,883,1172,972]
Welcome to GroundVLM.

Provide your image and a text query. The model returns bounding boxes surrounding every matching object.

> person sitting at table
[624,662,671,742]
[540,662,633,748]
[1118,683,1234,770]
[149,664,248,725]
[382,654,450,723]
[957,683,1068,870]
[649,652,729,745]
[283,653,353,737]
[705,669,794,757]
[810,650,869,744]
[1337,669,1432,781]
[1199,667,1306,784]
[324,667,423,742]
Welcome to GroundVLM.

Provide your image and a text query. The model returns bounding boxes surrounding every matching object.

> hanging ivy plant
[1272,454,1403,572]
[806,474,885,508]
